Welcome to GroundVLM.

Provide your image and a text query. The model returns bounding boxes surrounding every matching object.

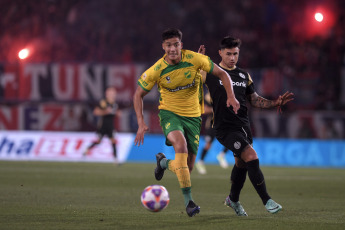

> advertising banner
[0,131,133,163]
[1,131,344,168]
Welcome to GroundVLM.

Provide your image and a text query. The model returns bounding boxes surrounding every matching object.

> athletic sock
[182,187,193,207]
[168,153,191,186]
[168,153,192,206]
[229,165,247,202]
[246,159,271,205]
[200,148,208,161]
[112,143,117,158]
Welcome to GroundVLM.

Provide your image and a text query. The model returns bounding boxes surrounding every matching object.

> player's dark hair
[162,28,182,42]
[220,36,241,49]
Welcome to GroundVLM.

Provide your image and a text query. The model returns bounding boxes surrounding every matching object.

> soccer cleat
[154,153,166,181]
[224,196,248,216]
[265,199,282,214]
[195,161,207,175]
[186,200,200,217]
[217,153,228,169]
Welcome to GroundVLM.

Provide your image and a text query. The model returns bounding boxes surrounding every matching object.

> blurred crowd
[1,0,345,110]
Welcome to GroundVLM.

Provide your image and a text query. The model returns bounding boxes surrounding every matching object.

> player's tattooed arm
[248,92,278,109]
[248,91,294,109]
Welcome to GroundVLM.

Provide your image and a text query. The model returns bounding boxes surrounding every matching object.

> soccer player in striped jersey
[199,37,294,216]
[133,28,240,217]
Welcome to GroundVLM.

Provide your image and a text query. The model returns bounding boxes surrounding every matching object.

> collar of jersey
[219,63,236,71]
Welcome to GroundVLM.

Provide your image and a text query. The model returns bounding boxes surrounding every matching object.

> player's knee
[168,132,188,153]
[241,145,258,163]
[173,143,188,153]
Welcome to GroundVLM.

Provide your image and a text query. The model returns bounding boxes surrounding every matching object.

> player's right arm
[134,62,160,146]
[133,86,150,146]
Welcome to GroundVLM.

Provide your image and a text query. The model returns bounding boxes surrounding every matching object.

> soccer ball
[141,185,170,212]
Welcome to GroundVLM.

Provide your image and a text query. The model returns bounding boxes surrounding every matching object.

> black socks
[246,159,271,205]
[229,165,247,202]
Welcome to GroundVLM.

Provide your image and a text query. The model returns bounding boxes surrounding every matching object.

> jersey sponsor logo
[165,79,195,92]
[234,141,241,149]
[232,81,246,87]
[184,71,191,79]
[239,73,246,79]
[154,64,162,71]
[166,76,171,83]
[219,80,246,88]
[185,54,193,59]
[142,73,147,79]
[165,122,171,129]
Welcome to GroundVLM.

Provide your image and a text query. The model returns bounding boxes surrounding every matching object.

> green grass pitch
[1,161,344,230]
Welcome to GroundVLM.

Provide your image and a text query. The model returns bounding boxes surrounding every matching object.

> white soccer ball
[141,185,170,212]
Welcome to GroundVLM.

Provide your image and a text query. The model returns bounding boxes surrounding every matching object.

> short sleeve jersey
[138,49,214,117]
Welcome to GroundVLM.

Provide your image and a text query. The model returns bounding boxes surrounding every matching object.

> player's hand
[277,91,294,106]
[227,97,240,114]
[198,45,206,55]
[134,123,149,146]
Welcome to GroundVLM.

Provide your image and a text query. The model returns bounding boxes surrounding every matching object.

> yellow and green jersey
[138,49,214,117]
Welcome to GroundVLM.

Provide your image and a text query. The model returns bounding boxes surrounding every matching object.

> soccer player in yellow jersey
[133,28,240,217]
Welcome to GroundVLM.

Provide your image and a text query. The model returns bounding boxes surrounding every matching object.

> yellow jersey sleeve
[187,51,214,74]
[138,66,159,92]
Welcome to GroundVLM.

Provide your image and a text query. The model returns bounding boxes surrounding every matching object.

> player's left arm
[211,64,240,114]
[248,91,294,109]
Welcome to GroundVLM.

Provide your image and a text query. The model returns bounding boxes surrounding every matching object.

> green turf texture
[1,161,344,230]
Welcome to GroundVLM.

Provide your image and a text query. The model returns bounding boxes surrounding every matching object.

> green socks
[182,187,193,207]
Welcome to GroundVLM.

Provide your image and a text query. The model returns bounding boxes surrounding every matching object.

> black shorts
[204,127,216,143]
[215,125,253,157]
[97,126,114,139]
